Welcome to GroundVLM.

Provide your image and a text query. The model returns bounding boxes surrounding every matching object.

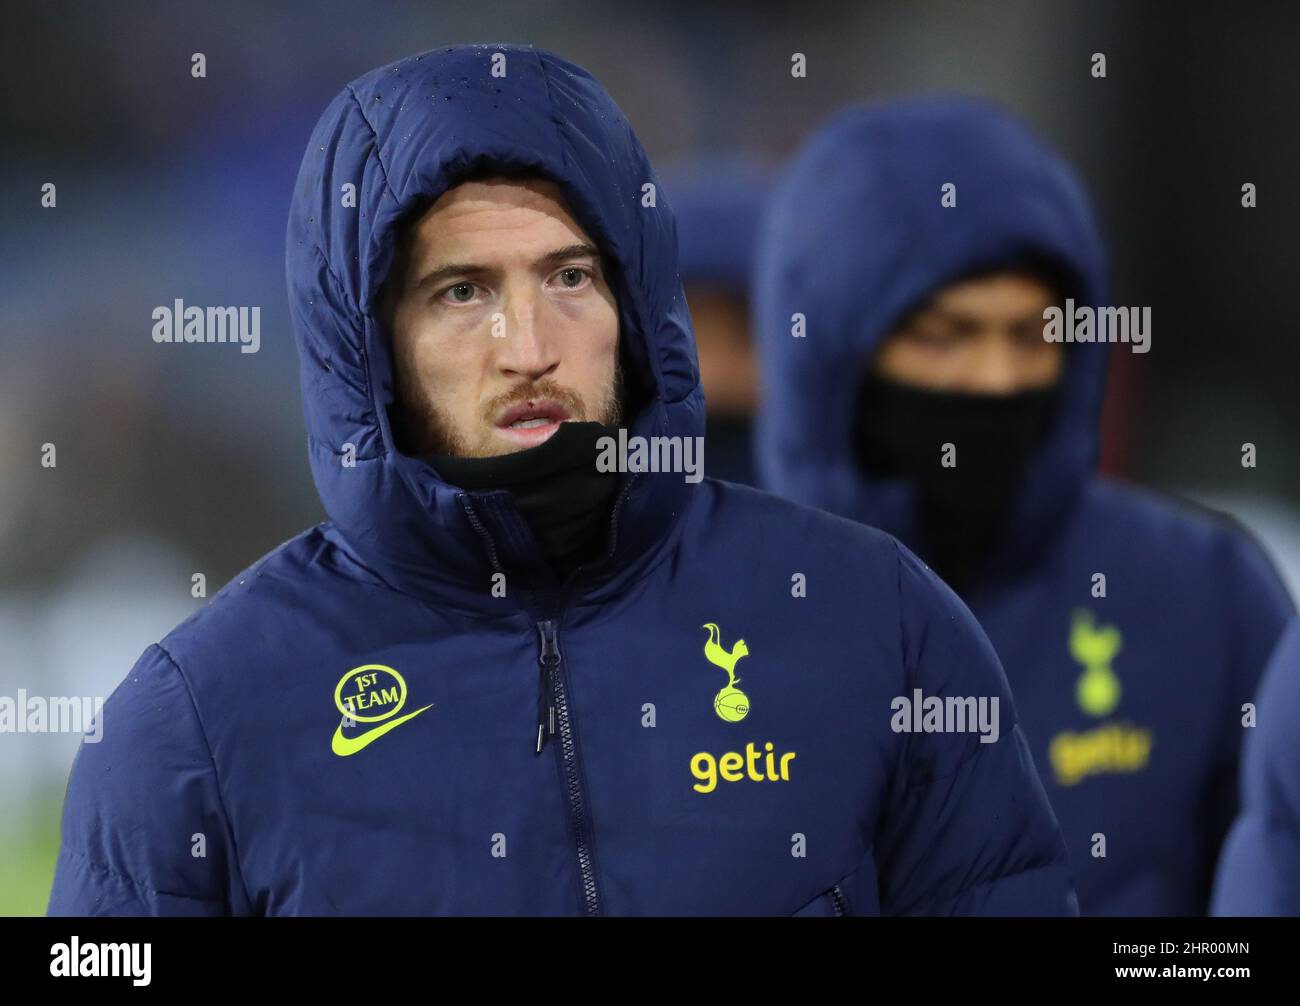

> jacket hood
[754,97,1111,578]
[659,151,775,294]
[286,45,704,612]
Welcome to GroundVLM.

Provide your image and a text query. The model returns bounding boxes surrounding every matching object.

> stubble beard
[395,353,624,458]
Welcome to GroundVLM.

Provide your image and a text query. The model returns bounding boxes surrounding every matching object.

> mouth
[494,399,573,448]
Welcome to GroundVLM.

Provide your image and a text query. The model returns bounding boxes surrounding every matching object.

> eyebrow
[915,307,981,330]
[925,306,1044,329]
[411,243,602,293]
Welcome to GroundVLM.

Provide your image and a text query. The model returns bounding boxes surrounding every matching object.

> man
[659,153,773,485]
[47,49,1074,916]
[754,97,1294,915]
[1212,619,1300,915]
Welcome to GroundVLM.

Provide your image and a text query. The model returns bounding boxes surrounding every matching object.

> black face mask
[424,421,621,581]
[853,373,1061,588]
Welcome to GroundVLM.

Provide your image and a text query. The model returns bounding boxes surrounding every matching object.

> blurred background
[2,0,1297,914]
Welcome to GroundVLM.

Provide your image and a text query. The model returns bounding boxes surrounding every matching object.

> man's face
[687,284,758,417]
[872,271,1064,394]
[385,177,622,457]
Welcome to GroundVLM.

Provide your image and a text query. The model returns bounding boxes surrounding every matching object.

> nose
[494,283,559,382]
[960,333,1022,395]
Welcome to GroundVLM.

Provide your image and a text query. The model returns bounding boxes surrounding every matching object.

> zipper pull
[536,620,560,754]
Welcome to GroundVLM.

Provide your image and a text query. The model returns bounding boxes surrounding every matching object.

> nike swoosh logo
[331,704,434,757]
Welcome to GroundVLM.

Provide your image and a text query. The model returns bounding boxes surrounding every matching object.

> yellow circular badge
[334,664,408,723]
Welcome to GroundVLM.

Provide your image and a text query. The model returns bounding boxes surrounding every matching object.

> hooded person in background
[754,97,1294,916]
[47,51,1075,916]
[659,153,773,486]
[1212,619,1300,915]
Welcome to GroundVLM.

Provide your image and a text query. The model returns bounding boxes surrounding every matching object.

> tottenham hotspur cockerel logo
[703,623,750,722]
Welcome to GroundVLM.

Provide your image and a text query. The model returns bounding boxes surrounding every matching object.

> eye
[554,266,591,290]
[904,324,960,348]
[1013,322,1047,347]
[440,281,478,304]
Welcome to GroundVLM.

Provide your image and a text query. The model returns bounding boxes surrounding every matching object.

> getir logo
[692,624,796,792]
[691,742,795,793]
[1049,610,1153,785]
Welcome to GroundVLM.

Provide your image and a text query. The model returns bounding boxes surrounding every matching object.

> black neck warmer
[853,373,1061,590]
[424,421,621,582]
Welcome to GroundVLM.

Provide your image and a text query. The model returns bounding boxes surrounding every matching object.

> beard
[393,353,624,458]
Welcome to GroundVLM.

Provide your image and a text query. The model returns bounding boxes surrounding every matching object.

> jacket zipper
[536,618,601,915]
[530,475,641,916]
[458,493,610,916]
[829,884,848,917]
[457,496,507,578]
[536,620,559,753]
